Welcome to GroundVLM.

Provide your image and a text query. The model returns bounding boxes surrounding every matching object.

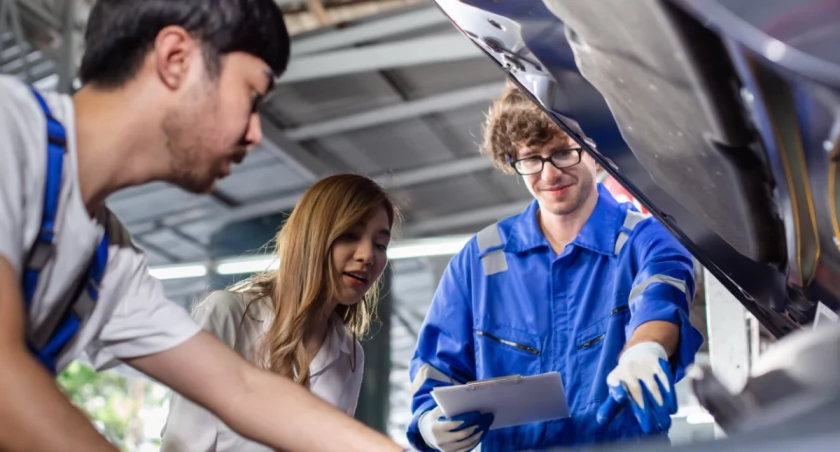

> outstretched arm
[0,257,119,452]
[624,320,679,358]
[622,221,703,378]
[597,218,704,434]
[128,329,403,452]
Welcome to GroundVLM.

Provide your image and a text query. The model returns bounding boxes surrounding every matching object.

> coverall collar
[507,183,623,256]
[572,183,625,255]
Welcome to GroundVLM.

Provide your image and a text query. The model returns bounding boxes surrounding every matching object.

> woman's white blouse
[159,291,365,452]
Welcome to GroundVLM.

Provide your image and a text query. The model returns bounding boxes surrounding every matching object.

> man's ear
[152,25,199,91]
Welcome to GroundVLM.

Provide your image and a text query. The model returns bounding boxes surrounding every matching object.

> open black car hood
[430,0,840,338]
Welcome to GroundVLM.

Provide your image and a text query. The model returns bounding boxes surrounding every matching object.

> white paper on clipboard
[430,372,570,430]
[814,301,839,329]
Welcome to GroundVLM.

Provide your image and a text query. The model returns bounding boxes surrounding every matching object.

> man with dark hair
[406,81,704,451]
[0,1,404,451]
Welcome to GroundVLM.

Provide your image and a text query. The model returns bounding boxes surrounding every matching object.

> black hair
[79,0,290,87]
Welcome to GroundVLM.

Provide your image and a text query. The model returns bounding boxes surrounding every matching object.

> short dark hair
[79,0,290,87]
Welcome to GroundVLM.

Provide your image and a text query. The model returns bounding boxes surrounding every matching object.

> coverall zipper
[577,308,628,350]
[577,334,605,349]
[476,330,540,355]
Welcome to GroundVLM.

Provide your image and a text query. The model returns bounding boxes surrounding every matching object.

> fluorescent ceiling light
[147,235,472,280]
[386,236,470,260]
[216,256,278,276]
[148,263,208,281]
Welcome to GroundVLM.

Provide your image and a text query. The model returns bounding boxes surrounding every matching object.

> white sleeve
[85,215,202,370]
[159,291,246,452]
[346,341,365,416]
[0,76,40,274]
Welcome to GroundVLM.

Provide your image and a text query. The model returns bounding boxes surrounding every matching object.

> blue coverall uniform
[407,184,704,451]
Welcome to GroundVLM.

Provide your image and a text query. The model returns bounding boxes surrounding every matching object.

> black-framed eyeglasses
[509,148,583,175]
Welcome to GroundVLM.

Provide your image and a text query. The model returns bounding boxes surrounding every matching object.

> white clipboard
[431,372,570,430]
[814,301,839,329]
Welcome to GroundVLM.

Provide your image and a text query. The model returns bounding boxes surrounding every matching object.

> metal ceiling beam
[14,0,59,30]
[136,155,494,235]
[192,154,493,228]
[279,33,482,84]
[285,81,504,141]
[260,117,334,181]
[1,0,35,82]
[290,6,449,56]
[407,200,531,235]
[57,0,75,94]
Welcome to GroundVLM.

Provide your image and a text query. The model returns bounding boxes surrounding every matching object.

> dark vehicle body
[429,0,840,448]
[431,0,840,339]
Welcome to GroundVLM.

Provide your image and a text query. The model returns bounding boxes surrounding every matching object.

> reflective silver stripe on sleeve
[614,209,648,255]
[477,223,507,275]
[628,274,687,306]
[410,363,461,395]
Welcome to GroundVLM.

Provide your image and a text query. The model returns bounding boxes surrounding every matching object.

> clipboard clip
[466,374,523,390]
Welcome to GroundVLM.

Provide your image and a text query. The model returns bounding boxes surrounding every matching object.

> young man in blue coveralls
[0,1,406,451]
[406,82,705,452]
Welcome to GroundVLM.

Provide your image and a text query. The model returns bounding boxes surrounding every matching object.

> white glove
[609,342,671,407]
[597,341,677,434]
[418,405,493,452]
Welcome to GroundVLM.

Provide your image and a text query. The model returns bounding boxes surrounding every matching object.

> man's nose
[541,160,563,182]
[245,114,263,147]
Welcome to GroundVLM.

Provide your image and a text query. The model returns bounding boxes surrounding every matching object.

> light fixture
[216,256,278,275]
[385,236,471,260]
[147,235,473,280]
[148,263,208,281]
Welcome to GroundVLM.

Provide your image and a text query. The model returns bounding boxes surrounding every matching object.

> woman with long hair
[160,173,398,452]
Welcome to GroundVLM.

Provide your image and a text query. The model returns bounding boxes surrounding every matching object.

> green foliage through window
[57,362,170,451]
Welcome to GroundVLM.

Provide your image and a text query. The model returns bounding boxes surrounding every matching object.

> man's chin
[540,198,580,216]
[177,176,218,195]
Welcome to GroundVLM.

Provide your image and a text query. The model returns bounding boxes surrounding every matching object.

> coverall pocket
[573,306,631,408]
[474,327,541,378]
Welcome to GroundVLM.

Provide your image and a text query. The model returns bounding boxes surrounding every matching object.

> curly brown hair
[481,80,592,174]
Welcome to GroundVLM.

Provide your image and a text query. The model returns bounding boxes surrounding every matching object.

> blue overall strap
[22,88,66,308]
[24,88,110,375]
[30,234,109,374]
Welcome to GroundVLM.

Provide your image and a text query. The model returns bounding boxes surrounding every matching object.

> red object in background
[603,175,650,215]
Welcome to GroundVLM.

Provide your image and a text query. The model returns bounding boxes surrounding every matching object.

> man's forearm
[0,346,117,452]
[130,331,402,452]
[624,320,679,357]
[226,366,402,452]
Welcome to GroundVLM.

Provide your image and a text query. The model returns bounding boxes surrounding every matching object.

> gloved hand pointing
[596,341,677,434]
[418,405,494,452]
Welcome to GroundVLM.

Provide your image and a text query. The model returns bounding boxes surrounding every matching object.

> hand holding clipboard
[431,372,571,430]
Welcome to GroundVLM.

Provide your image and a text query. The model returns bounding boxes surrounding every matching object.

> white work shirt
[160,290,365,452]
[0,75,201,372]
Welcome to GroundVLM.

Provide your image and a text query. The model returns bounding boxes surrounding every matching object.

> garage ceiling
[2,0,716,444]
